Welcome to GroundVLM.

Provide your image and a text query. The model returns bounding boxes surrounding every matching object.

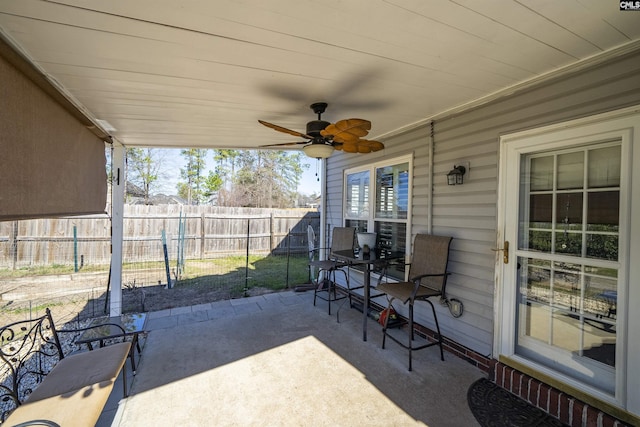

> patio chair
[311,226,355,315]
[376,234,452,371]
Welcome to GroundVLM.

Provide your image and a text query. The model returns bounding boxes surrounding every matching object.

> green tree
[203,171,223,201]
[211,149,240,205]
[126,148,164,204]
[178,149,208,204]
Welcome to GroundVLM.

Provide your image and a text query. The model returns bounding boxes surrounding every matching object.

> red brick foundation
[411,323,631,427]
[491,362,630,427]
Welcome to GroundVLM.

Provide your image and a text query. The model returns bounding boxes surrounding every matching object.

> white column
[319,158,328,260]
[109,140,126,317]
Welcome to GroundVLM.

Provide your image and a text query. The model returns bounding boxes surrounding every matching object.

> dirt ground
[121,282,279,313]
[0,272,293,326]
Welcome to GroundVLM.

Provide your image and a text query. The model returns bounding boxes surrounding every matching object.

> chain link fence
[0,207,320,326]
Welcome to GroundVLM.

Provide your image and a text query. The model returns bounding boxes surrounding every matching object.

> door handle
[492,241,509,264]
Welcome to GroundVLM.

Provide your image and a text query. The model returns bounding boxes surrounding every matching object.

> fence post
[73,225,78,272]
[201,213,205,260]
[285,228,291,289]
[161,229,172,289]
[270,213,275,252]
[10,220,18,270]
[244,218,250,296]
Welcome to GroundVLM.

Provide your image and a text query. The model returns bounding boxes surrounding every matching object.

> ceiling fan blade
[259,141,309,148]
[357,139,385,153]
[321,118,371,143]
[258,120,312,139]
[335,141,358,153]
[334,139,385,153]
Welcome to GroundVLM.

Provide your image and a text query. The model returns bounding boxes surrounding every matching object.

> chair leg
[408,302,414,371]
[427,299,445,361]
[334,269,351,323]
[327,270,334,315]
[381,298,395,350]
[313,275,318,306]
[327,268,350,316]
[313,269,323,307]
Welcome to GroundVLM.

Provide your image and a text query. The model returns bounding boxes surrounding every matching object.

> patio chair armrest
[409,272,451,299]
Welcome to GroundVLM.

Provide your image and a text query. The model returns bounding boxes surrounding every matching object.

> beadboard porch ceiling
[1,0,639,150]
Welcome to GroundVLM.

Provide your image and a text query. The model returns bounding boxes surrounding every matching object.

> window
[344,155,412,279]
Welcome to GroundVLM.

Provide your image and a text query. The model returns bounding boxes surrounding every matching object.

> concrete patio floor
[99,290,485,426]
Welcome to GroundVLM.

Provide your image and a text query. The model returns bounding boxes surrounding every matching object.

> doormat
[467,378,568,427]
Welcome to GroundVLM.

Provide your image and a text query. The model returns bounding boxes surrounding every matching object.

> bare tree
[126,148,166,204]
[220,150,307,208]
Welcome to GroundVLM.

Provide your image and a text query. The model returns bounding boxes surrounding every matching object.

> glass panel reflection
[583,272,617,367]
[586,234,618,261]
[375,221,406,280]
[555,232,582,256]
[345,171,369,219]
[375,163,408,220]
[528,230,551,252]
[555,192,583,231]
[588,145,620,188]
[517,258,551,343]
[587,191,619,232]
[529,194,552,229]
[345,219,368,235]
[552,309,580,352]
[557,152,584,190]
[552,263,581,311]
[530,156,554,191]
[516,257,617,368]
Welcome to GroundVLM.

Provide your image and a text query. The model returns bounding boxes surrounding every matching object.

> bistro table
[76,312,147,374]
[332,248,405,341]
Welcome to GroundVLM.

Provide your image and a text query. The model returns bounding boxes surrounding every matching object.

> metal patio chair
[377,234,453,371]
[310,226,355,315]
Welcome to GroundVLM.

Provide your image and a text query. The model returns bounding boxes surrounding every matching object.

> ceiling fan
[258,102,384,159]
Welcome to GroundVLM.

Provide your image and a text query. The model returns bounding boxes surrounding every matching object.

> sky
[154,149,321,196]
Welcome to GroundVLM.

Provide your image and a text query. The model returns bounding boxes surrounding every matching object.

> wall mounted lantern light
[446,165,466,185]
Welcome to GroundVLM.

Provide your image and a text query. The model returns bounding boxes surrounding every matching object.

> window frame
[343,154,413,276]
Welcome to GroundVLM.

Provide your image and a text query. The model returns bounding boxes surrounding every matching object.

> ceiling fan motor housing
[306,120,330,137]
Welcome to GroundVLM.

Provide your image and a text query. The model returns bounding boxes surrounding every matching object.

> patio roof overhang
[1,1,639,156]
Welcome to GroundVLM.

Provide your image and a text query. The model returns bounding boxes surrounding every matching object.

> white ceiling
[1,0,639,151]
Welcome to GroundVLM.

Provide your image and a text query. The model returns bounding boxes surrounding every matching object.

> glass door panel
[515,142,621,394]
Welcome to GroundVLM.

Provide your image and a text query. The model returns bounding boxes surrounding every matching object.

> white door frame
[494,105,640,414]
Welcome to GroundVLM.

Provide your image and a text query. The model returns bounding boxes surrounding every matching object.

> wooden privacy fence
[0,205,320,269]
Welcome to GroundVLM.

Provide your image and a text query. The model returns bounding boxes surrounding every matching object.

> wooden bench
[1,308,131,426]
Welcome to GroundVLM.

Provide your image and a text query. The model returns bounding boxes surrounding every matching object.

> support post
[73,225,78,272]
[109,141,126,317]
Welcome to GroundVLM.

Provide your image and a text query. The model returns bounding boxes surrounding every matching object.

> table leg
[130,334,138,374]
[363,264,371,341]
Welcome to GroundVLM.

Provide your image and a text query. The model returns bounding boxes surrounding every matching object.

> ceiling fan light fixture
[303,143,334,159]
